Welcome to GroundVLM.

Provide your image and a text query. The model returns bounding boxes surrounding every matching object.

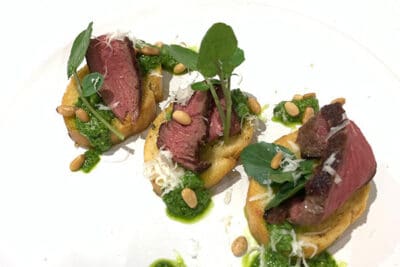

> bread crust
[244,131,371,258]
[61,65,163,146]
[144,107,254,193]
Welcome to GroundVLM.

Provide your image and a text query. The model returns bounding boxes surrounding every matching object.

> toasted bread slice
[144,107,254,193]
[61,65,163,147]
[245,131,370,258]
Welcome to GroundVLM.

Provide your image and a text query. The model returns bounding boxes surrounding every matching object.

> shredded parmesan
[143,150,185,195]
[149,70,163,78]
[288,229,318,267]
[249,186,274,204]
[326,119,349,140]
[334,174,342,184]
[159,72,203,109]
[287,140,300,154]
[322,152,342,184]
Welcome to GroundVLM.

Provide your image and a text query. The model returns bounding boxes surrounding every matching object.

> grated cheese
[159,72,202,109]
[322,152,342,184]
[326,119,349,140]
[248,186,274,204]
[143,150,185,195]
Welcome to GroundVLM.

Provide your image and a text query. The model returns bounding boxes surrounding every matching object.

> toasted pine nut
[172,110,192,125]
[70,154,85,172]
[140,46,160,56]
[331,97,346,105]
[231,236,248,257]
[173,63,186,74]
[271,151,283,169]
[292,94,303,101]
[181,188,198,208]
[247,97,261,114]
[56,105,76,117]
[154,41,163,48]
[75,108,90,122]
[68,130,90,148]
[284,101,300,117]
[303,92,316,99]
[302,106,315,124]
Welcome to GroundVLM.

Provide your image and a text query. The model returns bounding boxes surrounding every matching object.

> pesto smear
[149,255,186,267]
[247,222,338,267]
[273,96,319,125]
[162,171,211,221]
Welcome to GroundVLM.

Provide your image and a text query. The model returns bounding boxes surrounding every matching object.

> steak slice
[157,91,210,172]
[86,35,141,122]
[287,103,376,225]
[208,96,241,142]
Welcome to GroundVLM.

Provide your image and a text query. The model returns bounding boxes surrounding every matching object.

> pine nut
[303,92,316,99]
[173,63,186,74]
[331,97,346,105]
[75,108,90,122]
[271,151,283,169]
[70,154,85,171]
[172,110,192,125]
[231,236,248,257]
[284,101,300,117]
[140,46,160,56]
[292,94,303,101]
[247,97,261,114]
[154,41,163,48]
[181,188,198,208]
[302,106,315,124]
[56,105,76,117]
[68,130,90,148]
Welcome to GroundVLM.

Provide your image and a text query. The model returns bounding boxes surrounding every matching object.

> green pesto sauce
[247,250,338,267]
[232,89,251,120]
[81,150,100,173]
[162,171,212,222]
[244,222,338,267]
[149,255,186,267]
[166,200,213,224]
[136,46,179,75]
[273,97,319,126]
[74,97,114,153]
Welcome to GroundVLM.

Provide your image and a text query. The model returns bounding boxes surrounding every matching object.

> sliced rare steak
[86,35,141,122]
[208,96,241,142]
[157,91,210,172]
[286,103,376,226]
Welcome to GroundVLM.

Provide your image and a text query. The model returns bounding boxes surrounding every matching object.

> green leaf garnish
[191,79,220,91]
[163,44,198,70]
[81,72,104,97]
[67,22,93,78]
[158,22,245,143]
[241,142,315,209]
[197,23,238,77]
[266,179,307,209]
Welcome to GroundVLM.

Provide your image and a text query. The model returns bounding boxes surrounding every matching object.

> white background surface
[1,1,400,267]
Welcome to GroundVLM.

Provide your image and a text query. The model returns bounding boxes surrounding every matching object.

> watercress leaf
[222,47,245,75]
[191,79,220,91]
[67,22,93,78]
[197,22,238,77]
[163,44,198,70]
[240,142,295,185]
[82,72,104,97]
[266,178,306,209]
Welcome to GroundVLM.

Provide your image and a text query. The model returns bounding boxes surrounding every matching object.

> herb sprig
[163,22,245,143]
[67,22,124,141]
[240,142,314,209]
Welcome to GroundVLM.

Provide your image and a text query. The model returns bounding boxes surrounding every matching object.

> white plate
[1,2,400,267]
